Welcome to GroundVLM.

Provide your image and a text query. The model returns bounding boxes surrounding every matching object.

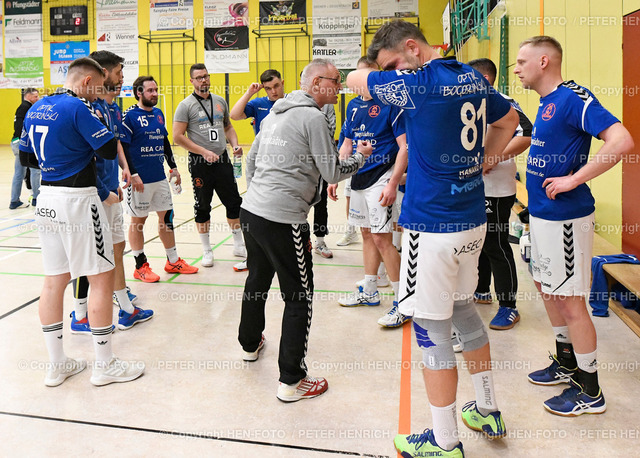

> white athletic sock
[377,262,386,277]
[393,231,402,249]
[114,288,135,314]
[131,249,143,258]
[91,325,113,367]
[316,236,325,246]
[199,232,211,251]
[42,321,66,364]
[391,281,400,302]
[165,246,179,264]
[363,275,378,294]
[74,297,88,320]
[471,370,498,416]
[431,402,459,451]
[232,228,244,247]
[575,350,598,373]
[552,326,571,343]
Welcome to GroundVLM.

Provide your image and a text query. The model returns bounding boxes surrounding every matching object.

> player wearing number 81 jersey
[347,20,519,456]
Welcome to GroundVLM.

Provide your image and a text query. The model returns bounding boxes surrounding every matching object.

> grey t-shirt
[174,92,229,154]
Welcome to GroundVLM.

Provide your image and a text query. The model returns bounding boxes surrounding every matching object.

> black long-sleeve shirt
[13,99,33,140]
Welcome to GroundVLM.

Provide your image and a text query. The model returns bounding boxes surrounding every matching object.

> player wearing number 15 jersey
[121,75,198,282]
[347,20,519,457]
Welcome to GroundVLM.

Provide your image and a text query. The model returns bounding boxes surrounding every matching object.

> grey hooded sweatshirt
[242,90,365,225]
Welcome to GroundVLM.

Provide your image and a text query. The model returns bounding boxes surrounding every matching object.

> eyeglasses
[193,74,210,82]
[318,75,342,84]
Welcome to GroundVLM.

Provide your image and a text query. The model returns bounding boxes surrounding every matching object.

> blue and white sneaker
[377,302,411,328]
[117,307,154,330]
[543,380,606,416]
[70,311,115,334]
[489,306,520,330]
[394,429,464,458]
[528,353,576,385]
[338,286,380,307]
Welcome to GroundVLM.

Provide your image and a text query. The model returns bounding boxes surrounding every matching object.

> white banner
[4,7,44,88]
[150,0,195,31]
[368,0,418,18]
[204,49,249,73]
[96,0,139,97]
[312,0,361,35]
[312,0,361,70]
[0,14,9,88]
[204,0,248,27]
[312,35,361,70]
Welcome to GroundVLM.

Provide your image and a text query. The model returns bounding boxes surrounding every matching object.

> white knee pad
[413,318,457,371]
[451,299,488,352]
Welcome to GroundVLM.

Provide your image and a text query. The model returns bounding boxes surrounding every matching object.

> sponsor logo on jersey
[373,80,415,109]
[541,103,556,121]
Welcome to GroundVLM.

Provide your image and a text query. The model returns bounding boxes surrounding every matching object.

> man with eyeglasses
[173,63,246,269]
[239,59,372,402]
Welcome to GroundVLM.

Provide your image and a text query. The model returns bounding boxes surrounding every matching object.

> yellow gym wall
[458,0,638,248]
[1,0,439,145]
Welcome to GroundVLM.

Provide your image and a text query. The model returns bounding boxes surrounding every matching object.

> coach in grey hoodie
[239,59,372,402]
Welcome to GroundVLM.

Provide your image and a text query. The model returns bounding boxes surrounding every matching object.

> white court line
[0,249,27,262]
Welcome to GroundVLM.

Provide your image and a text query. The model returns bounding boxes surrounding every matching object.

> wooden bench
[515,180,640,338]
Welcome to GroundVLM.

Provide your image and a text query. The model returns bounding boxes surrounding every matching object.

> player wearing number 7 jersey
[347,20,519,457]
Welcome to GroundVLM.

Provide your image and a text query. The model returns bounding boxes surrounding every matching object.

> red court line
[397,321,412,456]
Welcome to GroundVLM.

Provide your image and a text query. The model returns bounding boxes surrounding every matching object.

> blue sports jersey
[245,96,276,135]
[121,105,169,184]
[526,81,619,220]
[343,96,405,190]
[20,90,113,182]
[367,59,512,233]
[93,98,119,200]
[108,100,124,140]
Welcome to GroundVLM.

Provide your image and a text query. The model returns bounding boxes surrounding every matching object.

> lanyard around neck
[194,93,214,125]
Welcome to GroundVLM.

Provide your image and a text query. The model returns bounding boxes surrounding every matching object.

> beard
[140,95,157,107]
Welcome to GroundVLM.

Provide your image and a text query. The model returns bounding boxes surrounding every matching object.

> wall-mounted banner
[150,0,194,31]
[368,0,418,18]
[312,0,361,70]
[50,41,90,85]
[4,0,44,88]
[204,26,249,73]
[259,0,306,26]
[97,0,139,97]
[0,13,8,88]
[204,0,249,27]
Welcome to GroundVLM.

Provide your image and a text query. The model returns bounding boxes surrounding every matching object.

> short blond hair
[519,36,563,60]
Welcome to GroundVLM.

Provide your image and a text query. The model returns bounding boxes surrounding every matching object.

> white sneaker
[339,287,380,307]
[233,260,248,272]
[276,375,329,402]
[336,231,358,246]
[233,244,247,257]
[90,357,145,386]
[314,242,333,258]
[355,274,390,289]
[202,250,214,267]
[377,302,411,328]
[44,357,86,387]
[243,334,265,361]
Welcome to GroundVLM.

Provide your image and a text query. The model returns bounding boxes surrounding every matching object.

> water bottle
[233,155,242,178]
[169,172,182,195]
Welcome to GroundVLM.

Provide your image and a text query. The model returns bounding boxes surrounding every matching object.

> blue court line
[0,218,35,232]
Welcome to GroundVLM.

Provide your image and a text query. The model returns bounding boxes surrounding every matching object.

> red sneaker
[134,262,160,283]
[164,257,199,274]
[276,376,328,402]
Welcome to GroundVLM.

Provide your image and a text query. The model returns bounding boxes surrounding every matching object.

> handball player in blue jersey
[330,56,409,328]
[514,36,633,416]
[347,21,519,456]
[70,50,154,335]
[122,76,199,282]
[20,57,145,387]
[230,68,285,136]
